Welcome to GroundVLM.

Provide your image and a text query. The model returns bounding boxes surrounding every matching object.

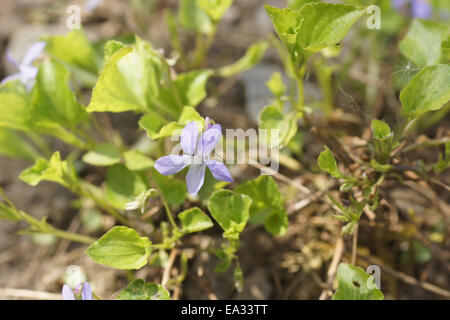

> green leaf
[0,76,88,148]
[178,106,205,125]
[0,128,40,161]
[197,169,229,202]
[296,3,365,52]
[87,37,161,113]
[0,203,21,221]
[178,207,214,233]
[140,117,181,140]
[139,106,205,140]
[264,5,304,67]
[196,0,233,22]
[259,106,297,148]
[217,41,268,77]
[433,141,450,173]
[19,152,78,188]
[82,143,122,166]
[266,72,286,100]
[159,70,212,115]
[370,159,393,173]
[235,175,287,236]
[152,169,187,206]
[318,146,343,179]
[149,249,170,267]
[0,82,32,131]
[87,226,152,270]
[264,208,288,236]
[400,64,450,118]
[31,60,88,128]
[117,279,170,300]
[442,36,450,63]
[265,3,364,66]
[207,190,252,239]
[105,164,150,209]
[123,150,154,171]
[288,0,320,10]
[371,119,391,140]
[332,263,384,300]
[45,28,99,73]
[214,248,232,272]
[399,19,449,68]
[103,40,125,62]
[233,266,244,292]
[179,0,213,35]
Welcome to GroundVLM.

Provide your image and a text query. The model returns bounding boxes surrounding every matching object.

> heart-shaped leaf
[207,190,252,239]
[332,263,384,300]
[87,226,152,270]
[400,64,450,118]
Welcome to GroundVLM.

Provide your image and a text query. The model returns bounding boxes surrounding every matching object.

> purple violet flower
[62,282,93,300]
[154,120,233,196]
[85,0,102,12]
[392,0,433,19]
[1,41,46,90]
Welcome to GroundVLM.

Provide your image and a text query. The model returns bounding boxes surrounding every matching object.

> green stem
[1,188,95,245]
[402,137,450,154]
[153,243,174,250]
[78,183,131,226]
[297,75,304,112]
[295,65,306,113]
[47,227,95,245]
[159,191,179,231]
[192,25,217,68]
[19,210,95,245]
[400,117,417,140]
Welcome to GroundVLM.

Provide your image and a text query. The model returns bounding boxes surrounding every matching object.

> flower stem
[159,191,179,231]
[15,208,95,245]
[192,25,217,68]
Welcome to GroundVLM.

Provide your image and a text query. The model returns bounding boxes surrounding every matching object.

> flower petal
[204,117,212,130]
[201,124,222,156]
[62,285,75,300]
[391,0,406,10]
[20,65,38,83]
[205,160,233,182]
[1,73,21,85]
[85,0,102,12]
[181,121,198,155]
[82,282,93,300]
[411,0,432,19]
[5,51,19,69]
[186,164,206,196]
[22,41,46,66]
[154,155,189,175]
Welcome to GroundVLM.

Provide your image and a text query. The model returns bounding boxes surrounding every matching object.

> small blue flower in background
[85,0,102,12]
[1,41,46,90]
[392,0,433,19]
[62,282,93,300]
[154,119,233,196]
